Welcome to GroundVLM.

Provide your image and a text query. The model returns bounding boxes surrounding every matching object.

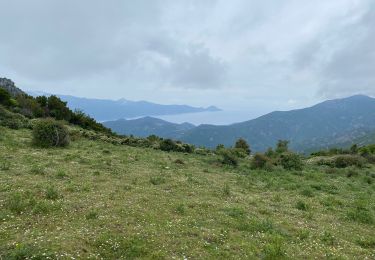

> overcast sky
[0,0,374,113]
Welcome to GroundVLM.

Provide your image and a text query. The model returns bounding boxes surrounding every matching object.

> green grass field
[0,126,374,259]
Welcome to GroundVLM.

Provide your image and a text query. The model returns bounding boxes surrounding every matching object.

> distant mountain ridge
[28,91,221,121]
[105,95,375,152]
[104,117,195,138]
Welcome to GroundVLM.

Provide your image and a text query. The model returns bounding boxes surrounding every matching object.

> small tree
[350,144,358,154]
[276,140,289,154]
[235,138,251,155]
[32,119,70,148]
[0,88,12,106]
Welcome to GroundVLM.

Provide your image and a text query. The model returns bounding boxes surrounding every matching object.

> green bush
[221,149,238,166]
[279,152,303,170]
[251,153,272,170]
[0,88,12,106]
[333,155,366,168]
[160,139,179,152]
[234,138,251,155]
[32,119,70,148]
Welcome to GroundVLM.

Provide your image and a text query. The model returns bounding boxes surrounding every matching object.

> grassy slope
[0,127,374,259]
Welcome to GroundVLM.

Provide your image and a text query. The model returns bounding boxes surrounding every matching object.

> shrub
[275,140,289,154]
[333,155,366,168]
[279,152,303,170]
[251,153,271,170]
[234,138,251,155]
[221,149,238,166]
[0,88,12,106]
[32,119,70,148]
[160,139,179,152]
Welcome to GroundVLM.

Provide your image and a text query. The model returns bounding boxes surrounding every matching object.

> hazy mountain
[180,95,375,152]
[104,117,195,138]
[28,91,221,121]
[104,95,375,152]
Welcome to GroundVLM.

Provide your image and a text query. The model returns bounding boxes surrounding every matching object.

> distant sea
[154,110,265,126]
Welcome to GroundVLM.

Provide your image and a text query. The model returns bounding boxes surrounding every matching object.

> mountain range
[104,95,375,152]
[28,91,220,121]
[103,117,195,138]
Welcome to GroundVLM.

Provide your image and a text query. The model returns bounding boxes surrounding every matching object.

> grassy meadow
[0,126,374,259]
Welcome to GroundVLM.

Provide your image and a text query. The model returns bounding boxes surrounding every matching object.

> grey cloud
[319,6,375,97]
[0,0,373,109]
[0,0,226,90]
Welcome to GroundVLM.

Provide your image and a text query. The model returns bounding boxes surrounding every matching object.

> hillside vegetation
[1,126,375,259]
[1,82,375,258]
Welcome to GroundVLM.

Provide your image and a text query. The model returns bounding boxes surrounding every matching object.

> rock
[0,77,26,97]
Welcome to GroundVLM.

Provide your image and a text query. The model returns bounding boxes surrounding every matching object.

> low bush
[279,152,303,170]
[221,149,239,166]
[160,139,179,152]
[32,119,70,148]
[251,153,272,170]
[234,138,251,155]
[333,155,366,168]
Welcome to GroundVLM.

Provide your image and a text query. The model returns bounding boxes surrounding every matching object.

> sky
[0,0,374,117]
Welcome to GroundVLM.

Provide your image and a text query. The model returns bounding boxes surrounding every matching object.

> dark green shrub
[182,143,194,153]
[275,140,289,154]
[279,152,303,170]
[333,155,366,168]
[0,88,12,106]
[251,153,272,170]
[32,119,70,148]
[234,138,251,155]
[221,149,238,166]
[160,139,178,152]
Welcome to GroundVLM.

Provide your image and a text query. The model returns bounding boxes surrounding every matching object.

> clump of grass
[236,218,275,233]
[224,207,246,219]
[262,235,285,259]
[45,186,60,200]
[356,237,375,249]
[0,160,10,171]
[223,183,231,197]
[300,188,314,197]
[150,175,166,185]
[56,169,68,179]
[346,168,359,178]
[296,200,309,211]
[30,165,45,175]
[321,231,335,245]
[175,203,186,215]
[346,201,374,224]
[6,192,28,214]
[86,211,99,220]
[94,234,149,259]
[297,229,310,240]
[32,200,57,215]
[4,244,54,259]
